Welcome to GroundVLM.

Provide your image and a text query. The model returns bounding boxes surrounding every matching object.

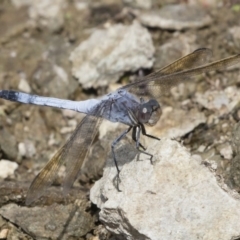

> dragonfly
[0,48,240,205]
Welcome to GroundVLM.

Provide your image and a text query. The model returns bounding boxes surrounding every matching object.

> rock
[31,60,75,99]
[188,0,219,7]
[11,0,32,8]
[195,86,240,116]
[137,4,212,30]
[18,78,31,93]
[147,107,206,139]
[18,140,36,158]
[81,121,121,181]
[153,34,198,70]
[229,26,240,50]
[0,229,9,239]
[229,122,240,190]
[0,128,18,161]
[74,0,89,11]
[70,21,155,89]
[217,142,233,160]
[123,0,152,9]
[0,160,18,179]
[90,139,240,240]
[0,201,95,239]
[28,0,67,32]
[0,181,27,205]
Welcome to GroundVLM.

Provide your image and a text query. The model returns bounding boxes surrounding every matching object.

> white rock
[90,139,240,240]
[70,21,155,89]
[74,0,89,11]
[0,160,18,179]
[18,141,36,158]
[28,0,67,32]
[0,229,9,239]
[195,86,240,116]
[219,143,233,160]
[18,78,31,93]
[18,142,26,157]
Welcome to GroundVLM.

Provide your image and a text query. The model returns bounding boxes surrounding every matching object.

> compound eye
[138,99,162,126]
[147,105,161,126]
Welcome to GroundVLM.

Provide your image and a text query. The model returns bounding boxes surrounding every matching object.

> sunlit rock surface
[137,4,212,30]
[70,21,155,89]
[195,86,240,116]
[28,0,67,32]
[91,139,240,240]
[0,160,18,179]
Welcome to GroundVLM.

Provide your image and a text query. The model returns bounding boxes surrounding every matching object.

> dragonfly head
[138,99,162,126]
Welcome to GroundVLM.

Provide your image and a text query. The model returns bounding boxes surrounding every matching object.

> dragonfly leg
[132,126,146,150]
[134,126,154,164]
[140,123,160,141]
[111,126,132,191]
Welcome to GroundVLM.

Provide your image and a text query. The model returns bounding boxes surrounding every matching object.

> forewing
[123,52,240,98]
[148,48,212,77]
[26,112,102,205]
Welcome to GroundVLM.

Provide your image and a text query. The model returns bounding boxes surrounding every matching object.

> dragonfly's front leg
[133,126,156,164]
[111,126,132,191]
[140,123,160,141]
[132,126,146,150]
[132,124,161,164]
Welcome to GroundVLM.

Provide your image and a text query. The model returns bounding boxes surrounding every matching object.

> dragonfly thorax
[137,99,161,126]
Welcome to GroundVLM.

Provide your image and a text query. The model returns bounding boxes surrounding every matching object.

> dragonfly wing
[148,48,212,77]
[123,52,240,98]
[62,113,102,195]
[26,142,66,205]
[26,107,103,205]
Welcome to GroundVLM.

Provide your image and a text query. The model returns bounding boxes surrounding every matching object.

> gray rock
[137,4,212,30]
[0,201,95,240]
[0,128,18,161]
[32,61,75,99]
[154,34,198,70]
[229,122,240,190]
[90,139,240,240]
[229,26,240,50]
[123,0,152,9]
[70,21,155,89]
